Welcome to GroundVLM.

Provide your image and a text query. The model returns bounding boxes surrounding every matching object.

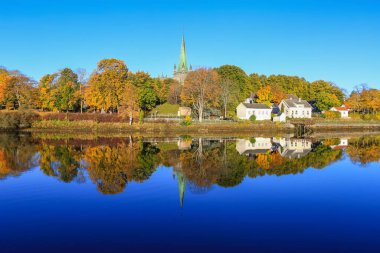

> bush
[249,115,256,122]
[324,111,341,119]
[0,110,40,130]
[249,137,256,144]
[180,115,192,126]
[39,112,128,123]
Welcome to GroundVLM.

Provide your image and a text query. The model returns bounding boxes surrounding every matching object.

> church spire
[178,34,188,72]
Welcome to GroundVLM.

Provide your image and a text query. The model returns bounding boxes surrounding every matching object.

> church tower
[174,35,191,85]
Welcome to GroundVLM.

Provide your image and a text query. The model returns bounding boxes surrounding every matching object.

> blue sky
[0,0,379,91]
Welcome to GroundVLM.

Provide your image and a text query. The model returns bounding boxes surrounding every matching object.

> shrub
[249,137,256,144]
[0,110,39,130]
[324,111,341,119]
[39,112,128,123]
[249,115,256,122]
[181,115,192,126]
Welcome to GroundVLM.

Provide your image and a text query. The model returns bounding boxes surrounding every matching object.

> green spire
[177,35,188,72]
[177,171,186,208]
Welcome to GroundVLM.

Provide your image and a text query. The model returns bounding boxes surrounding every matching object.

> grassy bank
[29,119,292,134]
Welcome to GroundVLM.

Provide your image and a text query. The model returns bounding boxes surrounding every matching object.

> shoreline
[18,120,380,135]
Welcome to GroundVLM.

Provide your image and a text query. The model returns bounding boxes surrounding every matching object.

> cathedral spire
[178,34,188,72]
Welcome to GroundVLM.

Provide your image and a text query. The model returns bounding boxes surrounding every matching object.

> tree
[167,79,182,104]
[38,74,57,111]
[315,92,341,111]
[249,73,265,91]
[86,58,128,112]
[152,78,169,104]
[123,84,140,125]
[76,68,87,113]
[219,78,233,118]
[181,68,220,122]
[127,72,158,112]
[256,85,272,106]
[55,68,80,112]
[1,69,36,109]
[311,80,345,103]
[216,65,253,113]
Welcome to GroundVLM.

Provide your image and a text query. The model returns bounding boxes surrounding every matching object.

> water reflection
[1,134,379,202]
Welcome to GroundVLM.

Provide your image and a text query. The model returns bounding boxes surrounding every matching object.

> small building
[330,105,350,118]
[279,96,312,119]
[273,113,286,123]
[178,107,192,117]
[236,103,272,120]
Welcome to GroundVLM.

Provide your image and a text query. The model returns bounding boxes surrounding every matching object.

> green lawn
[151,103,179,115]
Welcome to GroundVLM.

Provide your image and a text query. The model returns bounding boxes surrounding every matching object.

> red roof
[332,106,349,111]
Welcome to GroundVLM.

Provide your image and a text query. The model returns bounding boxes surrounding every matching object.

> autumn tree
[86,58,128,112]
[256,85,273,106]
[122,83,139,125]
[181,68,220,122]
[167,79,182,104]
[0,69,37,109]
[38,74,57,111]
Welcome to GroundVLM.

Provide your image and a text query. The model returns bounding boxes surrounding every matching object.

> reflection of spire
[177,171,186,208]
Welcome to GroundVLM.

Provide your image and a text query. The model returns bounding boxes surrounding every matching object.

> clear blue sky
[1,0,379,91]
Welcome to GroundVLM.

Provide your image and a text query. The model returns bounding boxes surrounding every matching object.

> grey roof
[283,98,312,108]
[242,103,271,109]
[243,149,271,155]
[281,149,312,159]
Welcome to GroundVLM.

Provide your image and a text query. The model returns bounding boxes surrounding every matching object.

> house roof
[242,103,271,109]
[282,98,312,108]
[331,106,349,111]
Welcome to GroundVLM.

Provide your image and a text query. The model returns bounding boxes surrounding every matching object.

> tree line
[1,61,379,122]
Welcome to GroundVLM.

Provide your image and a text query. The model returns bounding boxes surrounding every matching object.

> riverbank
[24,119,380,135]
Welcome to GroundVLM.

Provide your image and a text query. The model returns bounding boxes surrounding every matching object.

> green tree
[215,65,253,113]
[55,68,80,112]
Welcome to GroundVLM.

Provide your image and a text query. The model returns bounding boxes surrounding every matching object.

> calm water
[0,133,380,253]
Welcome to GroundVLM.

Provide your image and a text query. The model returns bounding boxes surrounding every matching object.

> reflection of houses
[236,138,272,156]
[177,139,192,150]
[275,138,313,159]
[330,139,348,150]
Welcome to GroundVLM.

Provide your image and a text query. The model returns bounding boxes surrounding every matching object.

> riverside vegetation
[0,60,379,132]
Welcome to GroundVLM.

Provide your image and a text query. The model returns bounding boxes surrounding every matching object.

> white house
[279,96,312,119]
[236,103,272,120]
[330,105,350,118]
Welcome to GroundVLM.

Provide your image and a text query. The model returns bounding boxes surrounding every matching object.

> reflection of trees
[346,137,380,165]
[85,141,159,194]
[0,134,38,180]
[179,138,223,190]
[39,144,82,183]
[2,134,377,197]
